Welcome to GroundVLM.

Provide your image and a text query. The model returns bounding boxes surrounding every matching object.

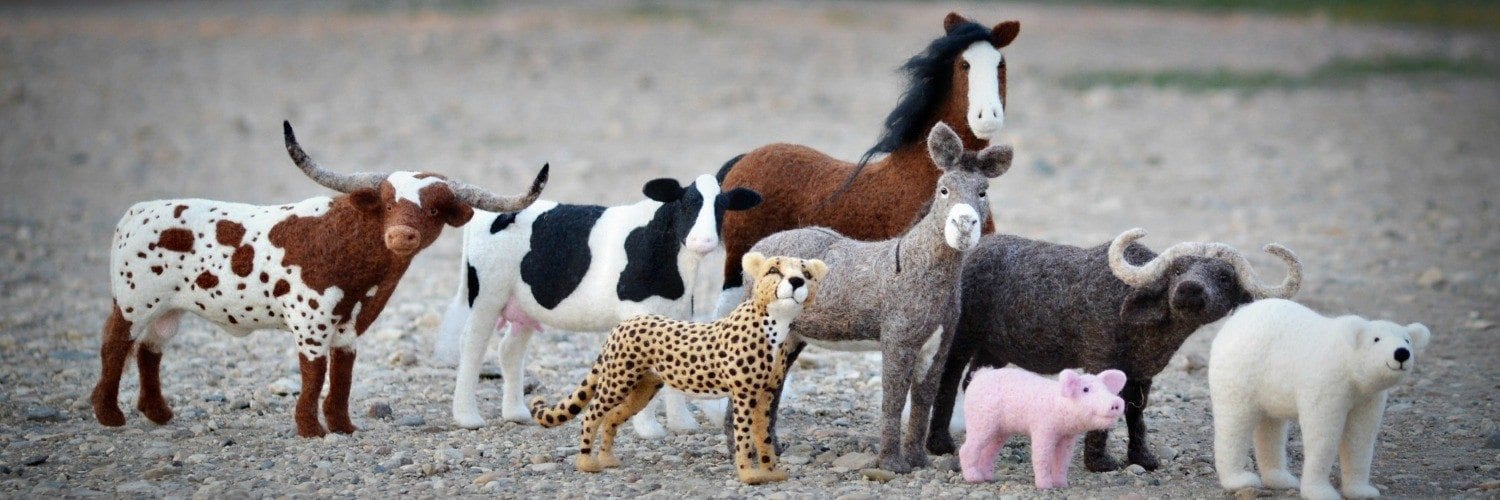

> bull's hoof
[138,399,174,424]
[1084,452,1123,472]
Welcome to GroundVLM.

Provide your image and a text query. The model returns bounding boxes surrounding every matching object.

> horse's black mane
[830,21,994,200]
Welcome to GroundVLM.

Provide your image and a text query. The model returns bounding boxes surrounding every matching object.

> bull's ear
[719,187,762,211]
[643,178,685,203]
[447,205,475,227]
[742,252,767,278]
[1119,286,1168,325]
[991,21,1020,48]
[1407,323,1431,350]
[1098,369,1127,394]
[349,188,381,212]
[943,12,966,34]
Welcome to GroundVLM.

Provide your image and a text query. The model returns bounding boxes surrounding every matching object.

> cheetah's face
[741,252,828,308]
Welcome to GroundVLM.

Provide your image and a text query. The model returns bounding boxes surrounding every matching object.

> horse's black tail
[715,153,746,182]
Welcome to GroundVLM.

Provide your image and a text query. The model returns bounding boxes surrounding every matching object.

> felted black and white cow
[435,174,761,437]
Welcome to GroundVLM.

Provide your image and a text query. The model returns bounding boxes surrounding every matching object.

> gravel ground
[1,1,1497,497]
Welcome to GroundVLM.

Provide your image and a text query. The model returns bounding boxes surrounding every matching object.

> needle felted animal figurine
[529,253,826,485]
[928,228,1303,472]
[960,367,1126,489]
[713,12,1019,319]
[736,122,1012,473]
[1210,299,1430,500]
[91,121,547,437]
[436,174,761,438]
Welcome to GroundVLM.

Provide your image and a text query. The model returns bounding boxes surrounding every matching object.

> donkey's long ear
[976,144,1014,178]
[943,12,967,34]
[643,178,685,203]
[927,122,964,170]
[991,21,1020,48]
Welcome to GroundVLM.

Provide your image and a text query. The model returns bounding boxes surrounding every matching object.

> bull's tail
[530,371,599,428]
[433,230,476,367]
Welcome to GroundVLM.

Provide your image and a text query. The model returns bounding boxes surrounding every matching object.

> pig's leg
[1050,435,1078,488]
[1030,433,1061,489]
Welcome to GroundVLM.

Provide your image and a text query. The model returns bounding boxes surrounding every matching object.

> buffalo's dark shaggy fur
[928,234,1296,472]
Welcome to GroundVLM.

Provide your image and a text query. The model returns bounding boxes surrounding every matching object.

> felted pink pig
[960,367,1127,488]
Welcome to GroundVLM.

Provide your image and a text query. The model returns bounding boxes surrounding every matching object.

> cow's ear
[1119,285,1168,325]
[447,204,475,227]
[643,178,685,203]
[991,21,1020,48]
[719,187,762,211]
[350,188,381,212]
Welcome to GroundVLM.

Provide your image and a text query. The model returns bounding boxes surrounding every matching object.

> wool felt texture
[713,12,1019,300]
[1209,299,1430,500]
[928,229,1303,473]
[960,367,1126,489]
[528,253,825,485]
[92,123,546,438]
[438,175,760,438]
[738,122,1012,473]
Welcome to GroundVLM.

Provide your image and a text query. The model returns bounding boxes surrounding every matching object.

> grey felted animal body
[739,122,1012,473]
[926,228,1303,472]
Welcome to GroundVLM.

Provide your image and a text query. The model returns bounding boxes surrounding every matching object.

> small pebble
[859,468,896,482]
[397,415,426,427]
[367,403,393,420]
[25,407,62,422]
[23,455,47,466]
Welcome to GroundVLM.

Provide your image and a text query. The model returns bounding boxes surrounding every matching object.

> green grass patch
[1066,0,1500,31]
[1061,54,1500,92]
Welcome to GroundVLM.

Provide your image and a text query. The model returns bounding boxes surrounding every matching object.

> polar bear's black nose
[788,277,804,288]
[1393,348,1410,363]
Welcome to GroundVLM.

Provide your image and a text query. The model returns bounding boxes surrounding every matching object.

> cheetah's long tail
[529,368,599,428]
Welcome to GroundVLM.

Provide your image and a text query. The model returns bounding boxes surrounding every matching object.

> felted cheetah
[530,252,826,484]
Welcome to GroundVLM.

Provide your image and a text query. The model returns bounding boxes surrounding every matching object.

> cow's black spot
[489,212,517,234]
[616,187,700,302]
[466,261,480,308]
[520,205,607,309]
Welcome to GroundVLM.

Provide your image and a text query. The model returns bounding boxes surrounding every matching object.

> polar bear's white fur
[1208,299,1430,500]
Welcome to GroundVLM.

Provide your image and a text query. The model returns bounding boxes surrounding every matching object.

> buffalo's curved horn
[449,163,549,213]
[1206,243,1303,300]
[283,121,387,193]
[1108,228,1218,288]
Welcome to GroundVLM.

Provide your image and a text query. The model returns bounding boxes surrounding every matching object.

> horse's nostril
[1394,347,1411,363]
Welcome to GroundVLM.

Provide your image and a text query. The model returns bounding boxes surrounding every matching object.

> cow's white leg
[432,292,469,367]
[452,301,503,430]
[498,323,536,423]
[712,284,745,319]
[949,389,967,435]
[631,399,669,439]
[661,389,699,432]
[697,398,728,429]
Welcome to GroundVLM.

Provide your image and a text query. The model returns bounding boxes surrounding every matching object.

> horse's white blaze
[684,174,721,254]
[387,171,444,207]
[944,203,981,251]
[961,41,1005,141]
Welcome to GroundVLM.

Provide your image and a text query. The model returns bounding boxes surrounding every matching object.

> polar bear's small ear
[1059,369,1083,397]
[1407,323,1431,350]
[1343,318,1368,348]
[1098,369,1127,395]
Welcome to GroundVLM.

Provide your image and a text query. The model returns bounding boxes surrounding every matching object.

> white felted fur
[1209,299,1431,500]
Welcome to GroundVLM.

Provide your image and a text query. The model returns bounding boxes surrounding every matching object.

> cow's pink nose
[685,236,717,254]
[385,226,421,255]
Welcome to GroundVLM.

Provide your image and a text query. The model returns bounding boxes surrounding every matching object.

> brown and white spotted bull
[90,121,549,437]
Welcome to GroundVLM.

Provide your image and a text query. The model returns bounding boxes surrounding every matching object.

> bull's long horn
[449,163,549,213]
[1108,228,1216,288]
[283,121,387,193]
[1206,243,1303,300]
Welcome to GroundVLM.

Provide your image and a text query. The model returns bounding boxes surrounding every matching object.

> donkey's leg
[92,304,136,427]
[135,310,183,424]
[878,336,921,473]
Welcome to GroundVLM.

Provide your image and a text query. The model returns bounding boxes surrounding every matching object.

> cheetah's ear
[742,252,767,278]
[804,259,828,282]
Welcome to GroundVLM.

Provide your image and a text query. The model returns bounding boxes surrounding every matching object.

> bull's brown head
[282,121,548,257]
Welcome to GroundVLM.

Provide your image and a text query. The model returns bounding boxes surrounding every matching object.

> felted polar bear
[1209,298,1430,500]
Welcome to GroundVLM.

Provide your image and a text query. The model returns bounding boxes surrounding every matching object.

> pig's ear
[1098,369,1127,395]
[1059,369,1083,398]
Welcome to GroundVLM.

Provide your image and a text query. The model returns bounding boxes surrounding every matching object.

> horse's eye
[960,61,970,70]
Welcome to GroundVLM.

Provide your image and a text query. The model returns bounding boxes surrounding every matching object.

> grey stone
[859,468,896,482]
[367,403,393,419]
[1126,464,1146,475]
[1485,432,1500,449]
[831,452,877,470]
[397,415,426,427]
[25,407,62,422]
[23,455,47,466]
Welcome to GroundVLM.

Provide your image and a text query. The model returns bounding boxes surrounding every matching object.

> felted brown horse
[713,12,1020,315]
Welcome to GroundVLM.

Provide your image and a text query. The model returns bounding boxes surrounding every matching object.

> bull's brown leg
[135,344,173,424]
[296,353,328,437]
[323,347,358,434]
[91,304,134,427]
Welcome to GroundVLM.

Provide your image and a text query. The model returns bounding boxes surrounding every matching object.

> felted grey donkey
[733,122,1012,473]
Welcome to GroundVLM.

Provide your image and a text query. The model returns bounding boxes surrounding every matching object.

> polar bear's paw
[1219,471,1262,491]
[1261,469,1298,489]
[1342,482,1380,499]
[1300,481,1341,500]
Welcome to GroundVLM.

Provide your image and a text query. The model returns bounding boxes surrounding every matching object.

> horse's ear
[943,12,966,34]
[642,178,685,203]
[991,21,1020,48]
[927,122,963,170]
[976,144,1014,178]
